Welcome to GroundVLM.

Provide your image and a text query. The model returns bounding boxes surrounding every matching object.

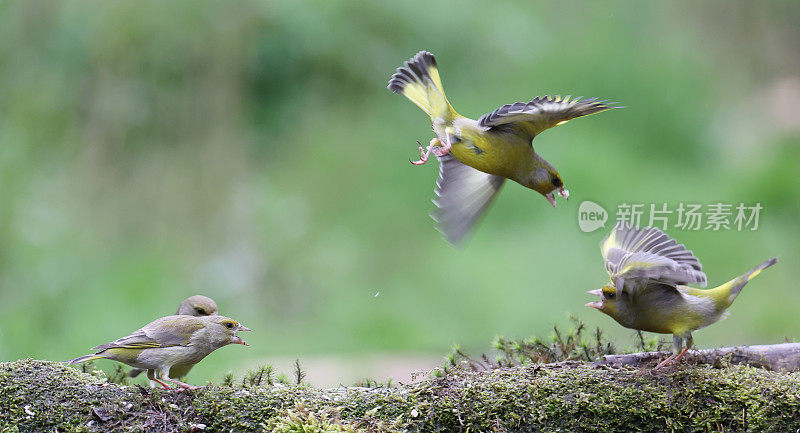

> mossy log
[3,349,800,433]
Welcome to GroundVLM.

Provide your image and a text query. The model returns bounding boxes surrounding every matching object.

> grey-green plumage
[128,295,219,379]
[176,295,218,316]
[68,315,250,389]
[588,223,778,368]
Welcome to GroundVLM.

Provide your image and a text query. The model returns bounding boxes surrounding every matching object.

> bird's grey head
[586,284,634,326]
[199,316,251,348]
[526,161,568,208]
[177,295,219,317]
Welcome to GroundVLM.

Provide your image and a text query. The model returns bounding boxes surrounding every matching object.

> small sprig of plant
[353,378,394,388]
[242,364,275,387]
[220,365,291,388]
[635,330,667,353]
[293,359,306,385]
[107,364,131,385]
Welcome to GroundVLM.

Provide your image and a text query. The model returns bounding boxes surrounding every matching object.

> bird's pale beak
[233,324,251,345]
[585,289,603,309]
[546,192,557,208]
[545,187,569,208]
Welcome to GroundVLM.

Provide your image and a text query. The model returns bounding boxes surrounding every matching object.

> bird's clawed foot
[153,378,172,390]
[410,138,442,165]
[168,378,201,391]
[432,133,452,157]
[655,346,690,369]
[654,354,676,369]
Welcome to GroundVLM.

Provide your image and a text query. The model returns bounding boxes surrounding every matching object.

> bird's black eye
[552,176,562,188]
[225,322,234,329]
[605,292,615,299]
[196,308,207,316]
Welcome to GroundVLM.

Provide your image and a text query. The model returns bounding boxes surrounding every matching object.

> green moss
[2,359,800,432]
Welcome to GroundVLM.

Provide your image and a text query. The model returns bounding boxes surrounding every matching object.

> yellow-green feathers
[388,51,618,245]
[590,223,779,343]
[388,51,456,122]
[690,257,778,309]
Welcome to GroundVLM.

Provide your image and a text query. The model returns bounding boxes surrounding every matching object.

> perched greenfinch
[586,222,778,368]
[175,295,218,317]
[128,295,220,379]
[388,51,619,244]
[68,315,251,389]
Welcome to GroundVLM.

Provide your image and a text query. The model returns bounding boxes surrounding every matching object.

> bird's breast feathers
[445,127,532,180]
[632,289,721,334]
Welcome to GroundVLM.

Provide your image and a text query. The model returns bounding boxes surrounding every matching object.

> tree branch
[596,342,800,371]
[3,344,800,432]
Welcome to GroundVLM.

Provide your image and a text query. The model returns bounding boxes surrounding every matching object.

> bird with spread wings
[388,51,620,245]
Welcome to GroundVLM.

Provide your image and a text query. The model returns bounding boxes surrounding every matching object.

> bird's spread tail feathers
[66,354,105,365]
[388,51,455,121]
[721,257,778,304]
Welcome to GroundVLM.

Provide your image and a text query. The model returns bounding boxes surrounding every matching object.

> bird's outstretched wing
[478,96,619,141]
[431,153,505,245]
[90,316,203,352]
[600,222,707,294]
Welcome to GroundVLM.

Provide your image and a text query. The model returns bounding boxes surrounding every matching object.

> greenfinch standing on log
[68,315,250,389]
[175,295,218,317]
[127,295,220,379]
[586,222,777,368]
[388,51,619,244]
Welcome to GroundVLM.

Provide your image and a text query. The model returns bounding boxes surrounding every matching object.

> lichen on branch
[3,356,800,432]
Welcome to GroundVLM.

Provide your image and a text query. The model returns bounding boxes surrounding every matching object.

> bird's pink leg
[672,346,691,363]
[654,353,677,369]
[672,338,693,364]
[410,138,440,165]
[431,132,452,157]
[656,341,692,368]
[167,378,201,391]
[152,378,172,390]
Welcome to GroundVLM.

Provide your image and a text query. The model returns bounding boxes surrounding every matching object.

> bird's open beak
[546,187,570,208]
[585,289,603,309]
[546,192,557,208]
[233,324,252,345]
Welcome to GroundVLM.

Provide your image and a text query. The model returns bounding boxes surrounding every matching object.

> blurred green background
[1,1,798,386]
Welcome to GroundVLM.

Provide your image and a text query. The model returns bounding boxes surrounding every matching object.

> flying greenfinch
[388,51,619,244]
[68,315,251,389]
[586,222,778,368]
[128,295,220,379]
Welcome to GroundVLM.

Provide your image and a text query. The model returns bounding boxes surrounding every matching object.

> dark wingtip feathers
[478,95,622,127]
[387,51,437,93]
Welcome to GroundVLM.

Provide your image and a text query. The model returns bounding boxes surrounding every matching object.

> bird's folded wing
[601,222,707,292]
[431,153,505,245]
[478,96,618,140]
[90,316,203,352]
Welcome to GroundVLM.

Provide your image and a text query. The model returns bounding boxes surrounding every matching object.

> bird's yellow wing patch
[388,51,456,121]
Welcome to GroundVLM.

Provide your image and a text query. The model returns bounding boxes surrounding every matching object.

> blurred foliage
[0,0,799,384]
